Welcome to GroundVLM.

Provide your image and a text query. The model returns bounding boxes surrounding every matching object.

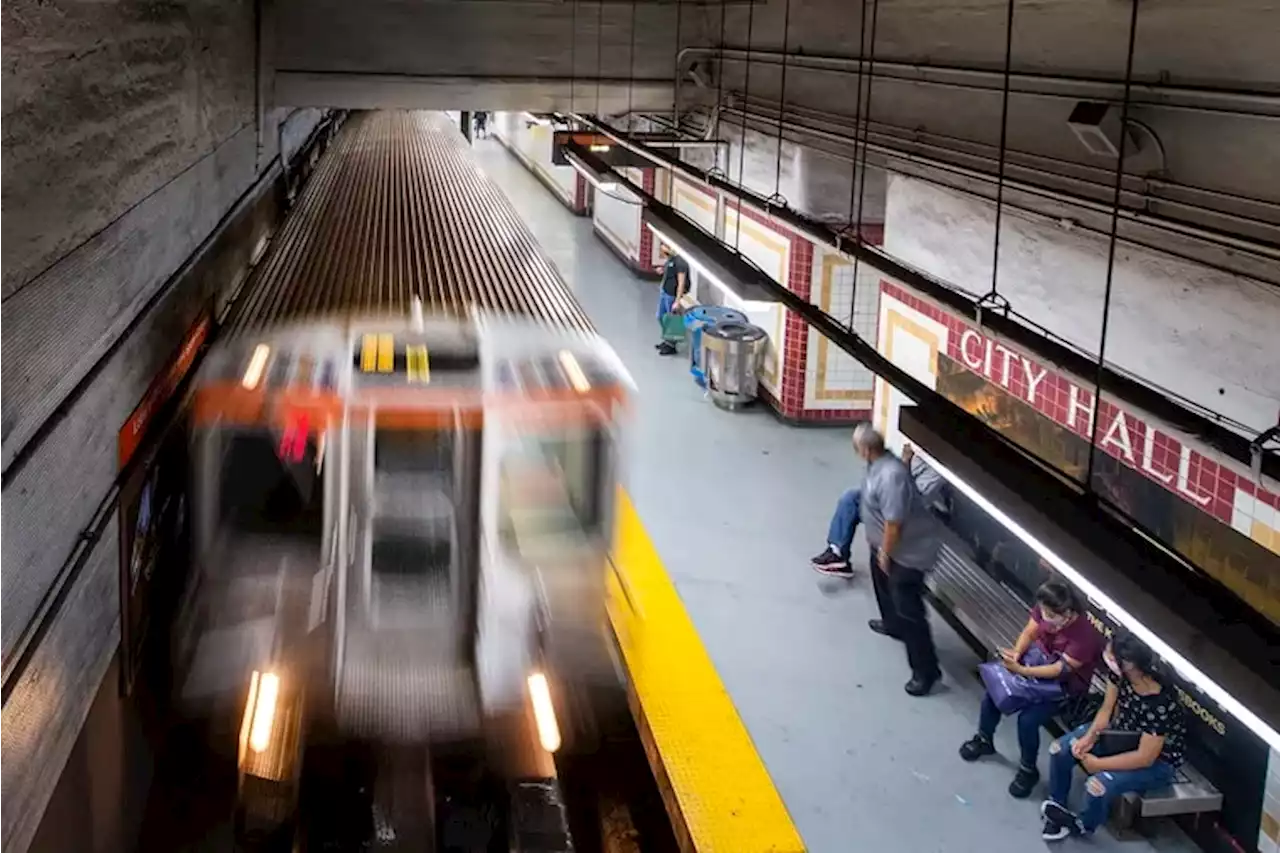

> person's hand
[1079,753,1103,773]
[1071,731,1098,759]
[877,548,891,574]
[999,648,1021,672]
[902,443,915,464]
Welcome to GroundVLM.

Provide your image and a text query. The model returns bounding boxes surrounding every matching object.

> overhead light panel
[564,142,621,193]
[641,202,779,309]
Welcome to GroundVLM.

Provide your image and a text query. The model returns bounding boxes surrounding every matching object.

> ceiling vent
[1067,101,1127,158]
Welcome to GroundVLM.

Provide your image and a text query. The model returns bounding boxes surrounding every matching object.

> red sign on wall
[118,312,211,469]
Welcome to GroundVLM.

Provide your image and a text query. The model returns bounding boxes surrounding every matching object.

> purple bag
[979,645,1065,715]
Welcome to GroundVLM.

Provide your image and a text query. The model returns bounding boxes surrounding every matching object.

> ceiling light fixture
[641,203,779,309]
[564,143,622,193]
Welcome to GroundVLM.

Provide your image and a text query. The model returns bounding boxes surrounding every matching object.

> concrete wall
[491,112,583,210]
[882,173,1280,436]
[0,3,326,850]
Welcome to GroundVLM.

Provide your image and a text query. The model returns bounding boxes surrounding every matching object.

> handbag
[979,644,1066,715]
[1092,730,1142,757]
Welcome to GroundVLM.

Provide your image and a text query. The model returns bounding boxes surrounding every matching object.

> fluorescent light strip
[566,154,619,193]
[908,441,1280,753]
[644,222,774,311]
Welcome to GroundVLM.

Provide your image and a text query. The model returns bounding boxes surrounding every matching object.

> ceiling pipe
[732,94,1280,221]
[720,106,1279,291]
[719,104,1280,269]
[676,47,1280,120]
[571,112,1279,481]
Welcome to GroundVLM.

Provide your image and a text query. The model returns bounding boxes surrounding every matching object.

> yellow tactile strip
[607,490,807,853]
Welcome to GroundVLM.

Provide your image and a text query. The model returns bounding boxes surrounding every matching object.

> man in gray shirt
[811,439,947,575]
[856,424,943,696]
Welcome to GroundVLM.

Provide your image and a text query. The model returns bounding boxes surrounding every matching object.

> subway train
[167,111,637,846]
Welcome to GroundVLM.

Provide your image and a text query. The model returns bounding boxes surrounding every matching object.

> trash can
[701,321,769,410]
[683,306,749,387]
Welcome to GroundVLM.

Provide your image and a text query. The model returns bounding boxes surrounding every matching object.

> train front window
[216,430,324,539]
[498,427,605,554]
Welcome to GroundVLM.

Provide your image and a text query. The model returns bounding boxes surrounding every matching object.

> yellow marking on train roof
[607,490,806,853]
[406,344,430,384]
[360,333,378,373]
[376,333,395,373]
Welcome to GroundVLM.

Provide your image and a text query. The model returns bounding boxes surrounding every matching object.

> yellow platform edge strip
[607,489,806,853]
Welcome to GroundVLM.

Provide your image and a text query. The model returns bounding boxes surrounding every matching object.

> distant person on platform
[654,243,689,356]
[839,424,944,696]
[474,111,489,139]
[812,440,945,576]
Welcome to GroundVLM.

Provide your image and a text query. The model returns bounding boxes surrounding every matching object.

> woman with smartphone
[1040,630,1187,842]
[959,580,1104,798]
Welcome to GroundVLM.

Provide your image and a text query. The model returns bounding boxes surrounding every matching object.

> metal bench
[925,540,1223,829]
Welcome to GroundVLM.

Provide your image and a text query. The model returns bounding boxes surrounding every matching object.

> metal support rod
[719,105,1280,266]
[1085,0,1142,487]
[570,112,1280,479]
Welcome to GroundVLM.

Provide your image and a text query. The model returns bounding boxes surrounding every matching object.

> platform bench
[925,540,1223,831]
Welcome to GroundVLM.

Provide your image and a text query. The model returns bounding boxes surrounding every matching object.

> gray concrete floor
[473,137,1194,853]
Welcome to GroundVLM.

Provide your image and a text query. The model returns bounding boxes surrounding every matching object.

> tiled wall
[1262,750,1280,853]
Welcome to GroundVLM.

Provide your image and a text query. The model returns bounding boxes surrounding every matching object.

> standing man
[654,242,689,356]
[811,442,948,577]
[854,423,944,696]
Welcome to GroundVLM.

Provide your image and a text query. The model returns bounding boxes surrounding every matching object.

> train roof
[226,111,594,335]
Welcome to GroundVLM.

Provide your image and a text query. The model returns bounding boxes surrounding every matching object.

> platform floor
[474,137,1198,853]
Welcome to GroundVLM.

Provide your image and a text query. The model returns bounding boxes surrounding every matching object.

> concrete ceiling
[266,0,1280,285]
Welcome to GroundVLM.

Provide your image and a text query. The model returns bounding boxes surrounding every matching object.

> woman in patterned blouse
[1040,630,1187,842]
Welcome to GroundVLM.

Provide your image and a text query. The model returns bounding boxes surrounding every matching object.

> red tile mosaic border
[880,280,1280,524]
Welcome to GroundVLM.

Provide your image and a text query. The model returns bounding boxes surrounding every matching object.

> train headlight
[527,672,561,754]
[240,670,281,756]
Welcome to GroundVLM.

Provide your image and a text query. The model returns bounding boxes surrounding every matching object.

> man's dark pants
[869,547,940,682]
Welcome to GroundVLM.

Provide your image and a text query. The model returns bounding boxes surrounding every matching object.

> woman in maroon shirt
[958,581,1106,799]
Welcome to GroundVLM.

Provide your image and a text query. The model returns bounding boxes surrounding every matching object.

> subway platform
[472,135,1198,853]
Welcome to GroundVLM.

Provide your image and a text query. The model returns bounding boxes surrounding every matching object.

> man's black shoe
[904,675,939,696]
[657,342,678,356]
[867,619,902,640]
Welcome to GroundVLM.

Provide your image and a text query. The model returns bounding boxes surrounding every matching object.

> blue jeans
[978,694,1062,771]
[827,489,861,558]
[657,291,676,325]
[1047,724,1176,833]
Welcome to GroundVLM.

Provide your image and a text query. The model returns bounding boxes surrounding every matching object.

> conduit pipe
[719,104,1280,267]
[728,94,1280,223]
[571,112,1279,481]
[676,47,1280,120]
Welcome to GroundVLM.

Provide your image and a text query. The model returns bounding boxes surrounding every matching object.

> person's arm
[1072,681,1118,757]
[1003,617,1038,660]
[1086,733,1165,773]
[674,263,689,301]
[876,467,910,572]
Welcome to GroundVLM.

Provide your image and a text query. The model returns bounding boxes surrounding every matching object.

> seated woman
[1040,630,1187,842]
[959,580,1104,798]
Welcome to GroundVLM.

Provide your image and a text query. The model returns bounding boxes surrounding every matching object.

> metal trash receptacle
[684,306,748,387]
[701,321,769,410]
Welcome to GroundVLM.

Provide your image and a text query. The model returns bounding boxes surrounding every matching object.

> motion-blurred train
[179,300,633,836]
